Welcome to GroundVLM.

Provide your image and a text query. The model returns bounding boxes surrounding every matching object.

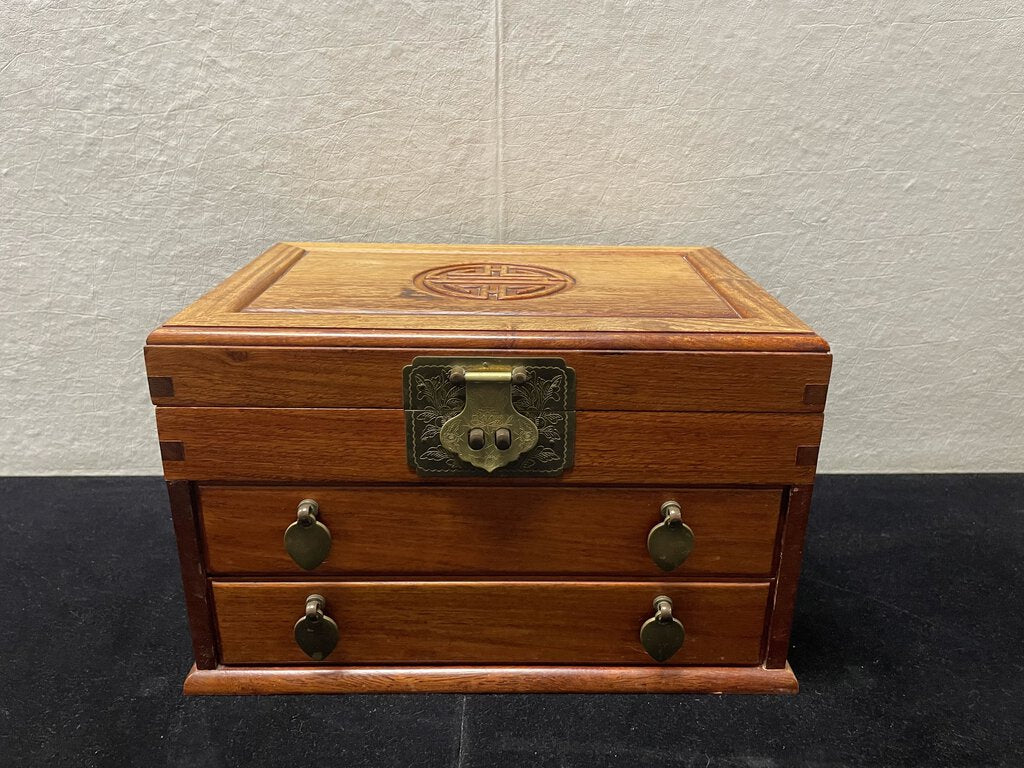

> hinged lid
[148,243,826,351]
[148,243,831,481]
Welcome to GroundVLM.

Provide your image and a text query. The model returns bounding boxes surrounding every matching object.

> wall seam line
[494,0,504,242]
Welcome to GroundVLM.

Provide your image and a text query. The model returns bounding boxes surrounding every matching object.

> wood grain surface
[156,408,823,484]
[183,663,799,695]
[212,581,771,665]
[246,248,735,319]
[199,486,782,576]
[160,242,819,336]
[145,346,831,412]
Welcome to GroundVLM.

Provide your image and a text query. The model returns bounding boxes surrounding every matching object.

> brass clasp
[403,356,575,477]
[439,362,539,473]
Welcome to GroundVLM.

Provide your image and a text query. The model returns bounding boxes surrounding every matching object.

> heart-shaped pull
[284,499,332,570]
[640,595,685,662]
[294,594,339,661]
[646,500,694,572]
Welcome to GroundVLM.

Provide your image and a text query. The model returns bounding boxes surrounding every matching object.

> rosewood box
[145,242,831,694]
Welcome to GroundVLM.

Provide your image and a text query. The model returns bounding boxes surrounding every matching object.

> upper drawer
[157,409,823,484]
[145,346,830,413]
[200,487,782,576]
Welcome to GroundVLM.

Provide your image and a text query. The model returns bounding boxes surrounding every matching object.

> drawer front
[201,487,781,576]
[157,408,823,484]
[212,581,770,665]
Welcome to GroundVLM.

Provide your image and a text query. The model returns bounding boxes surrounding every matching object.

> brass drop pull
[293,594,339,661]
[646,500,695,572]
[283,498,332,570]
[639,595,685,662]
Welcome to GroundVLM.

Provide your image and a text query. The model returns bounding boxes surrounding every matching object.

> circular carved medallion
[413,263,575,301]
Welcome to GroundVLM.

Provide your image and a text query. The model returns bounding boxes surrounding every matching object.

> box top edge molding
[148,242,828,352]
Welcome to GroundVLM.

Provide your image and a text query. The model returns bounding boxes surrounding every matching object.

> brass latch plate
[403,357,576,477]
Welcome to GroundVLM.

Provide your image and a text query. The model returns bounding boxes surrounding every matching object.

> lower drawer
[212,581,771,665]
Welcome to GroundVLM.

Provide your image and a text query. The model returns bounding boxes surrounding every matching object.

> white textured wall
[2,0,1022,475]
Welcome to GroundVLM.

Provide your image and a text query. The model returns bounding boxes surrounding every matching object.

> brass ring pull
[639,595,685,662]
[655,598,673,622]
[296,499,317,526]
[284,498,332,570]
[646,500,695,572]
[305,594,324,622]
[294,593,338,660]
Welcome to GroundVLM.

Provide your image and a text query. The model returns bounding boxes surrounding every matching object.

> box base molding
[183,663,799,695]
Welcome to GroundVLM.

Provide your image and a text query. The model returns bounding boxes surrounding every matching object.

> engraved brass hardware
[639,595,685,662]
[646,500,695,572]
[404,357,575,477]
[283,499,332,570]
[294,593,339,661]
[439,363,538,472]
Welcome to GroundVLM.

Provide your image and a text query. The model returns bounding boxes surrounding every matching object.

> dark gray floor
[1,475,1022,767]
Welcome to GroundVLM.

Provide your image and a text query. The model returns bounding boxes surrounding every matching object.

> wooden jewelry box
[145,242,831,695]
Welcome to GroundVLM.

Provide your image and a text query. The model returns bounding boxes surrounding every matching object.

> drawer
[157,408,824,484]
[200,487,782,576]
[212,581,770,665]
